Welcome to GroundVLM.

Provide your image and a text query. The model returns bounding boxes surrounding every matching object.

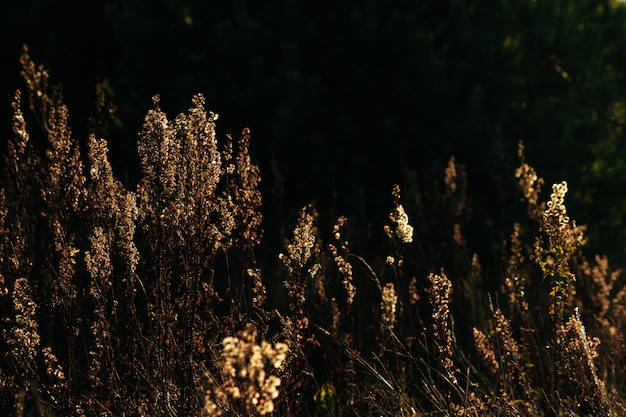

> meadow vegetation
[2,47,626,417]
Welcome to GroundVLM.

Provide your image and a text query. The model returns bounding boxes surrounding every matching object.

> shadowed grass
[1,47,626,417]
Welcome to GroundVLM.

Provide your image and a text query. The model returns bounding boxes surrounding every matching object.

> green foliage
[313,383,337,417]
[533,181,585,317]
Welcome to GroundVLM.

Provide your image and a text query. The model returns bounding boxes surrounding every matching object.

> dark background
[2,0,626,266]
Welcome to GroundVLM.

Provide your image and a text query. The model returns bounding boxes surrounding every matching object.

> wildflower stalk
[533,181,585,404]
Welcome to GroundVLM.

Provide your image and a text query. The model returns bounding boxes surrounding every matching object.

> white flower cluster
[538,181,586,272]
[206,326,288,416]
[390,204,414,243]
[545,181,568,222]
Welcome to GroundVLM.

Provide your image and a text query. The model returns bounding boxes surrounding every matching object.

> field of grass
[1,47,626,417]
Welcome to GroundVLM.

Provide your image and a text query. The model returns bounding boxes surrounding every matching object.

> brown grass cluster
[2,47,626,416]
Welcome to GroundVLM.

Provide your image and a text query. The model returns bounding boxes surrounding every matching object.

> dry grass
[1,46,626,416]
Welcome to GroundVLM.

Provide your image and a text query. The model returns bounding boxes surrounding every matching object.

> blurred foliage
[2,0,626,264]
